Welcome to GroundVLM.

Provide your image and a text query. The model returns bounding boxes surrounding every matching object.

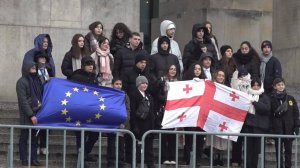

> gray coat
[16,62,36,125]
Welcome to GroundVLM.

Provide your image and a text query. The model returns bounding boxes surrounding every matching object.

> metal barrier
[0,124,136,168]
[141,130,300,168]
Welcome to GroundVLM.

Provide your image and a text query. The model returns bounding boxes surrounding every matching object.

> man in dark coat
[149,36,180,79]
[113,32,148,78]
[69,56,98,164]
[182,23,217,71]
[16,61,42,166]
[22,34,56,76]
[259,40,282,95]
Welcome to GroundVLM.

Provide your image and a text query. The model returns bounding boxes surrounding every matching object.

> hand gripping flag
[36,78,127,128]
[161,79,251,141]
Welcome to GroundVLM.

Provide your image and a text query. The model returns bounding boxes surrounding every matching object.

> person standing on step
[17,61,42,166]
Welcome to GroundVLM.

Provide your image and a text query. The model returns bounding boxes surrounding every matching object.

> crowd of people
[16,20,300,168]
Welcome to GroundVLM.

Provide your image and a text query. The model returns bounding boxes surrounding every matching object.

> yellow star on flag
[65,91,72,97]
[73,87,79,92]
[95,113,102,119]
[100,104,106,110]
[99,97,105,102]
[93,91,99,95]
[76,120,81,126]
[86,119,92,123]
[66,116,72,122]
[83,87,89,92]
[61,99,68,106]
[61,108,68,115]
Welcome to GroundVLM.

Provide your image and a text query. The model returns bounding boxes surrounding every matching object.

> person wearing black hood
[16,62,42,166]
[233,41,260,79]
[69,56,98,165]
[149,36,180,79]
[199,52,216,80]
[270,78,300,168]
[183,23,217,71]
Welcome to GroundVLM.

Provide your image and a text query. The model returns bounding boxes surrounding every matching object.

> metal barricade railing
[0,124,136,168]
[141,130,300,168]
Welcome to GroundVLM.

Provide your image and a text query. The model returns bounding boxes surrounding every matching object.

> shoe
[232,162,239,167]
[37,147,40,155]
[21,160,28,166]
[84,155,97,162]
[169,160,176,164]
[163,160,171,164]
[40,148,47,155]
[31,160,41,166]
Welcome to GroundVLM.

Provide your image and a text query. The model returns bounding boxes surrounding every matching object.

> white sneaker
[170,161,176,165]
[37,147,40,155]
[163,160,171,164]
[40,148,47,155]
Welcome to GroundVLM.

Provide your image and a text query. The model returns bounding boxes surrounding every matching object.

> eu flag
[36,78,127,128]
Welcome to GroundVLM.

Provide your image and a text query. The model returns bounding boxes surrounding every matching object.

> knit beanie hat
[261,40,272,51]
[136,76,148,87]
[237,66,249,78]
[135,53,148,64]
[220,45,233,57]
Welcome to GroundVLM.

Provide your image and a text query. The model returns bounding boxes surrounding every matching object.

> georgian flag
[161,79,251,141]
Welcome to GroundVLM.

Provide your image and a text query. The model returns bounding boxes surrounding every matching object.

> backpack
[135,97,150,119]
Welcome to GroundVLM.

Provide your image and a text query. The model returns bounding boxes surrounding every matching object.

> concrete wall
[273,0,300,86]
[151,0,273,54]
[0,0,140,101]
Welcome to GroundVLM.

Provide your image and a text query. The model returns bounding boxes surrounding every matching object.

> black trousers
[37,130,46,148]
[75,131,98,156]
[107,133,125,167]
[274,138,293,168]
[161,130,176,162]
[19,129,38,161]
[184,127,205,165]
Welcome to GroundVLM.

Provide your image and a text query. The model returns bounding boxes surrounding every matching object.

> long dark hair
[164,64,179,81]
[183,62,206,80]
[71,34,90,59]
[89,21,103,37]
[110,22,131,41]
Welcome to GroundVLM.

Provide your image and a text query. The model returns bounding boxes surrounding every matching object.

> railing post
[77,147,82,168]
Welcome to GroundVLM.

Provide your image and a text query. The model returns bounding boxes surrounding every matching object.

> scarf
[72,55,82,71]
[37,65,50,84]
[28,74,43,109]
[96,48,112,80]
[248,85,264,114]
[259,52,272,82]
[235,50,253,65]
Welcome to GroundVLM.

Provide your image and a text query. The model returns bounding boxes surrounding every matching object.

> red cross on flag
[161,79,251,141]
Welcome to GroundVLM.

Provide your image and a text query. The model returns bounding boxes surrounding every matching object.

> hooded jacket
[149,36,180,79]
[22,34,55,76]
[183,23,217,71]
[16,62,38,125]
[151,20,183,74]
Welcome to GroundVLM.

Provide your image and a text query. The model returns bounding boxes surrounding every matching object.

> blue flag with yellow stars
[36,78,127,128]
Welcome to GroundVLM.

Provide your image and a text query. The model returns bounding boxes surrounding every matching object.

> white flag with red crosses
[161,79,251,141]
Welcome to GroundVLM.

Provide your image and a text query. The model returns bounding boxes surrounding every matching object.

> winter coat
[271,94,300,135]
[16,62,38,125]
[84,32,101,53]
[110,38,129,55]
[113,44,148,78]
[151,20,183,74]
[121,66,152,94]
[233,49,260,79]
[129,89,155,140]
[230,70,251,93]
[245,92,271,131]
[261,56,282,94]
[182,23,217,71]
[149,53,180,79]
[22,34,55,76]
[69,69,98,85]
[61,49,75,79]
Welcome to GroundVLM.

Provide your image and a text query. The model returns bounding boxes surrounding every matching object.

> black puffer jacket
[245,93,271,131]
[182,23,217,71]
[113,43,148,78]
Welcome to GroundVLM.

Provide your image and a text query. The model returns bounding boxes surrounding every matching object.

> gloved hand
[293,127,299,135]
